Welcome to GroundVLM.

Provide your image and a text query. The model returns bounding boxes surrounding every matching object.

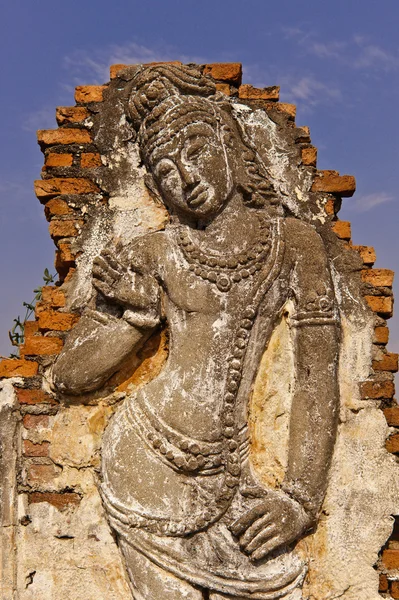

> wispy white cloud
[278,74,342,112]
[284,27,399,73]
[310,41,347,60]
[353,191,395,212]
[352,37,399,71]
[21,107,57,132]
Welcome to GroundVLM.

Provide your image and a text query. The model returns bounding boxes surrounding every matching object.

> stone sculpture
[52,65,340,599]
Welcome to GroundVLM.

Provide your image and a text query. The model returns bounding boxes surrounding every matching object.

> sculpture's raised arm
[52,239,161,395]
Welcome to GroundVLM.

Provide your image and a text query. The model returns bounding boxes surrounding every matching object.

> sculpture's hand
[230,491,313,561]
[92,249,153,310]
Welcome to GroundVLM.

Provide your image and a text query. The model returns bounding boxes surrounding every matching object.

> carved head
[127,64,279,219]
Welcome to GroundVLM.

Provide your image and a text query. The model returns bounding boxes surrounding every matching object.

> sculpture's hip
[100,394,306,599]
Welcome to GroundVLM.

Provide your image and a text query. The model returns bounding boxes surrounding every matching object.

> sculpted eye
[186,140,207,161]
[156,162,175,179]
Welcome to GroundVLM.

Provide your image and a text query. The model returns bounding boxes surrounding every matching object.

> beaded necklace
[177,216,271,292]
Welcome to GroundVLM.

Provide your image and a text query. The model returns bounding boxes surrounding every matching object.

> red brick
[110,64,128,79]
[373,353,398,372]
[332,221,351,240]
[264,102,296,119]
[36,306,79,331]
[238,84,279,100]
[75,85,106,103]
[203,63,242,84]
[57,242,76,264]
[360,380,395,399]
[311,171,356,197]
[351,245,376,265]
[55,243,76,279]
[56,107,89,125]
[45,153,73,168]
[301,147,317,167]
[380,575,389,593]
[24,321,39,337]
[34,178,99,200]
[41,287,66,308]
[392,580,399,598]
[28,491,81,511]
[386,433,399,453]
[23,414,49,430]
[374,326,389,345]
[44,198,73,219]
[384,407,399,426]
[23,440,50,457]
[295,126,311,143]
[37,129,91,146]
[16,388,57,406]
[215,83,232,95]
[27,463,60,484]
[49,219,84,239]
[20,336,63,357]
[0,359,38,378]
[146,61,182,67]
[365,295,393,318]
[379,573,388,593]
[324,198,335,216]
[382,549,399,569]
[362,269,394,288]
[81,153,102,168]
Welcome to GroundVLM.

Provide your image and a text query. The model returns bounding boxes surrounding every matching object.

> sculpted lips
[187,184,209,207]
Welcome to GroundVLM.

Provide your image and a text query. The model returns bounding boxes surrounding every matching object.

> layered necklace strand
[177,216,271,292]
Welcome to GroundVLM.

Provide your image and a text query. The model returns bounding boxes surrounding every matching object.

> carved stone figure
[52,65,340,599]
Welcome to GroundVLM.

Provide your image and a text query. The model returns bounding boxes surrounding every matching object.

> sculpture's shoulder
[283,217,327,266]
[123,229,170,275]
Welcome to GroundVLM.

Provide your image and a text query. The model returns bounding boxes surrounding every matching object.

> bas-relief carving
[50,65,392,599]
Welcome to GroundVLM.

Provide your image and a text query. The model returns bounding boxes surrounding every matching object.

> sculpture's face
[149,121,233,220]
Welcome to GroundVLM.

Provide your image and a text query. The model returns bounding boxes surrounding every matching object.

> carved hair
[127,64,280,207]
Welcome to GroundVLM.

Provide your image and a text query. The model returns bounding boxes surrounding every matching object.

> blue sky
[1,0,398,362]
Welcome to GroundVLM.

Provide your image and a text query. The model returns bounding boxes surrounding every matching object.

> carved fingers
[92,248,160,313]
[230,493,310,562]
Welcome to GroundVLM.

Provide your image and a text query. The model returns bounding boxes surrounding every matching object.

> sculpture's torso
[99,218,307,599]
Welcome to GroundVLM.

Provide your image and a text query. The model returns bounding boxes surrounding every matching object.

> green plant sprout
[9,268,57,358]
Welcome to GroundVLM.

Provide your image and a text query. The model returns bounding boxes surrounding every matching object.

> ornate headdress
[126,63,279,207]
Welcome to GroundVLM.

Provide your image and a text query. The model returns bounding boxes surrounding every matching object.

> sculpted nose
[177,160,199,188]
